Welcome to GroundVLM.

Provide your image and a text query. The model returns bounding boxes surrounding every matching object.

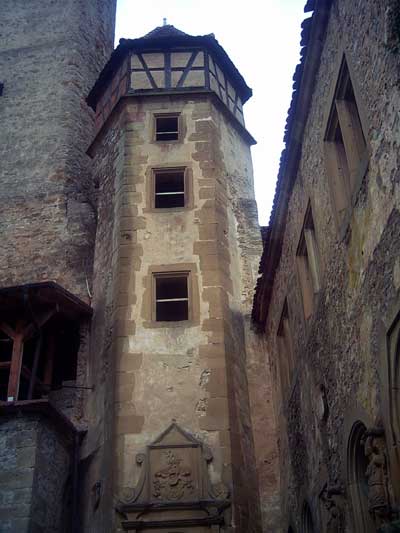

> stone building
[0,2,279,532]
[253,0,400,532]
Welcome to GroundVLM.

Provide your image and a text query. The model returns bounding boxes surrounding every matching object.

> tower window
[154,273,189,322]
[155,114,179,141]
[154,169,185,209]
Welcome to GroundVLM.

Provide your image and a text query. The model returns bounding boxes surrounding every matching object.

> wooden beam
[7,321,24,401]
[43,333,56,388]
[0,322,16,340]
[27,334,43,400]
[23,307,58,341]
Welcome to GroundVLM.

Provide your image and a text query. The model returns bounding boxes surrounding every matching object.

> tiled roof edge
[252,0,333,329]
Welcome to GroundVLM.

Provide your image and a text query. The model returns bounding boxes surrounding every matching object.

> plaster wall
[263,1,400,530]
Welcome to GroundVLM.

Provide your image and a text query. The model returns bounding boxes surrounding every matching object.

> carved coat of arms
[152,450,194,501]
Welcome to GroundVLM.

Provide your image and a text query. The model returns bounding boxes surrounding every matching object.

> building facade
[253,0,400,531]
[0,1,117,532]
[0,3,279,532]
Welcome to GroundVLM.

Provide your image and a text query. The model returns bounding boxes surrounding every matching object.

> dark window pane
[156,276,188,300]
[0,368,9,401]
[156,132,179,141]
[0,331,13,362]
[156,116,179,141]
[155,194,184,208]
[155,171,185,208]
[155,172,184,194]
[156,300,188,321]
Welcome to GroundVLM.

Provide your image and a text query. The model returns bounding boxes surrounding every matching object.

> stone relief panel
[319,483,345,533]
[151,449,196,502]
[382,304,400,505]
[362,427,397,530]
[117,423,230,531]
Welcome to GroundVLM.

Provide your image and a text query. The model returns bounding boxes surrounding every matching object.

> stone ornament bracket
[116,422,230,531]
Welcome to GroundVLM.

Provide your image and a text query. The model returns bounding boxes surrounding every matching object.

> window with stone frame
[324,56,368,228]
[296,202,321,321]
[153,272,190,322]
[276,299,295,400]
[153,168,186,209]
[154,113,180,142]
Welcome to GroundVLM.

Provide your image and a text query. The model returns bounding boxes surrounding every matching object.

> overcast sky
[115,0,308,225]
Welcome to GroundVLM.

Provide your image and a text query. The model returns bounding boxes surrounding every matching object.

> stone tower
[0,1,116,532]
[86,25,268,532]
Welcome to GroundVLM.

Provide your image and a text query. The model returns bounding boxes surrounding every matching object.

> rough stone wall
[0,0,116,299]
[80,106,126,533]
[89,93,265,532]
[0,1,116,530]
[0,415,71,533]
[219,115,280,531]
[263,0,400,530]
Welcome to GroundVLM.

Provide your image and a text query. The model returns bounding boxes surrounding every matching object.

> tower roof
[87,24,252,110]
[142,24,189,39]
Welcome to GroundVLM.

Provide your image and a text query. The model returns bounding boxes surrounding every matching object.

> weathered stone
[253,1,400,531]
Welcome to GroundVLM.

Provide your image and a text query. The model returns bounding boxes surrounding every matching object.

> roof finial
[163,17,167,27]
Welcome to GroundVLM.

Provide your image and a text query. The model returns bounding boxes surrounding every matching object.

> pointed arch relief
[116,422,230,531]
[346,420,375,532]
[346,416,397,532]
[381,304,400,503]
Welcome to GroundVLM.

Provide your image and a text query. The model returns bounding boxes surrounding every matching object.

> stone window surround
[153,111,182,143]
[295,200,322,322]
[149,109,186,146]
[323,51,369,239]
[144,164,194,213]
[142,263,200,328]
[154,271,189,321]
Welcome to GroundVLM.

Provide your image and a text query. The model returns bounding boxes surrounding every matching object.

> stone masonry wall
[263,0,400,530]
[79,104,126,533]
[0,0,116,299]
[0,2,116,531]
[219,113,280,532]
[0,415,71,533]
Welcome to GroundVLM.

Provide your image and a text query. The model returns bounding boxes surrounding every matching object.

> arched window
[301,501,315,533]
[347,421,375,532]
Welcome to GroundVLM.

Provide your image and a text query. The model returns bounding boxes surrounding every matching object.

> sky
[115,0,308,225]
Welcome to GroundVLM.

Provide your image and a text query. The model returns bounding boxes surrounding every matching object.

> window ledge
[143,319,198,329]
[143,206,192,214]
